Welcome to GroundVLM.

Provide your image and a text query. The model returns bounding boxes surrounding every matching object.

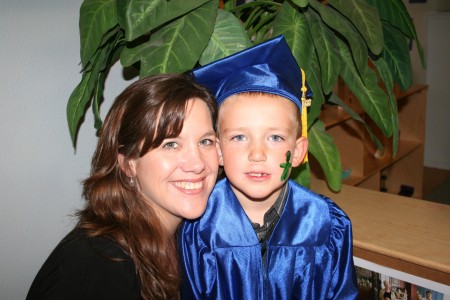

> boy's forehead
[220,92,296,109]
[217,93,299,127]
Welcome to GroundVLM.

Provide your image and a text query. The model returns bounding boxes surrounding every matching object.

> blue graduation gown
[179,178,358,299]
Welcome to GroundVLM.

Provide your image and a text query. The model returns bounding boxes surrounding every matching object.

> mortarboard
[191,35,312,112]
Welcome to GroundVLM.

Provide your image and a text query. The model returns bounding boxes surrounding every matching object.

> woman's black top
[26,227,140,300]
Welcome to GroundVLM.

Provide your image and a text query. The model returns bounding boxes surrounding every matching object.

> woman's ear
[118,153,137,177]
[291,137,308,167]
[216,138,224,167]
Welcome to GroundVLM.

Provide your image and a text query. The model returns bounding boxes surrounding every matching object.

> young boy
[179,36,358,299]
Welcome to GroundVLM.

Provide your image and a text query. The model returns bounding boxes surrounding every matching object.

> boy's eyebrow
[219,127,250,134]
[267,126,293,132]
[220,126,293,133]
[220,127,246,132]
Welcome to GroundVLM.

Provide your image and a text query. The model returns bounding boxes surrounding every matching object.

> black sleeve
[27,229,141,300]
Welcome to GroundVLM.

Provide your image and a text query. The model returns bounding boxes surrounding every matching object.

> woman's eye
[200,138,215,147]
[269,135,283,142]
[163,141,178,150]
[231,135,246,142]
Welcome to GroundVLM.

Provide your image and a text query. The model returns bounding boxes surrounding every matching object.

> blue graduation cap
[191,35,312,112]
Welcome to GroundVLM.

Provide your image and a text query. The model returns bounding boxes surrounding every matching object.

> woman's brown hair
[78,73,217,299]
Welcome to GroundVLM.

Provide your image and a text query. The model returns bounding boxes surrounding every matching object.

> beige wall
[0,2,130,298]
[404,0,450,170]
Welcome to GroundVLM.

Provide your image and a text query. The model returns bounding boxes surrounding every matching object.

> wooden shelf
[311,179,450,286]
[320,104,358,128]
[397,84,428,100]
[363,139,422,177]
[313,84,428,198]
[320,84,427,127]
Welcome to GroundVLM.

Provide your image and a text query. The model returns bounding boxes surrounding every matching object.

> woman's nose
[181,146,206,173]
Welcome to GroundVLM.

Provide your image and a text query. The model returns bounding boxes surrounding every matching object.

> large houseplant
[67,0,425,191]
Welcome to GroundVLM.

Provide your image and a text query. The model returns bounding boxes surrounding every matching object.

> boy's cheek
[218,156,225,166]
[216,141,225,166]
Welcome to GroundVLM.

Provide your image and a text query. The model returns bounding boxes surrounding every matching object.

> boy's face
[217,93,307,205]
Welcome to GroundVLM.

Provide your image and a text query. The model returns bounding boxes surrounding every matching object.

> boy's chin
[232,184,284,203]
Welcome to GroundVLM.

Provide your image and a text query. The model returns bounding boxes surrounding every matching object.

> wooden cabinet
[310,84,428,198]
[310,179,450,289]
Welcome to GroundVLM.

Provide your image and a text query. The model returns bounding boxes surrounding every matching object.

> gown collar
[197,178,330,248]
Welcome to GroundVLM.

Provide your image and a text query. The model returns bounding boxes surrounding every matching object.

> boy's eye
[269,135,284,142]
[199,138,215,147]
[163,141,178,150]
[231,135,246,142]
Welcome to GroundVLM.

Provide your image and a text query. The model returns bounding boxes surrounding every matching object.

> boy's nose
[248,142,267,162]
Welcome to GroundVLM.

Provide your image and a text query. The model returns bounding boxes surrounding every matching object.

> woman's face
[127,98,219,233]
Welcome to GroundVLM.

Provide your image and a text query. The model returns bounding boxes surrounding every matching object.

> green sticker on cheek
[279,151,292,181]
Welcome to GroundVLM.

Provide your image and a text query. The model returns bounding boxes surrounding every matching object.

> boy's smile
[217,93,307,216]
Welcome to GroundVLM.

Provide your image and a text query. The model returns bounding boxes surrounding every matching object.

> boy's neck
[231,183,287,225]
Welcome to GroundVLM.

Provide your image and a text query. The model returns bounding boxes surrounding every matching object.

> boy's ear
[291,137,308,167]
[118,153,137,177]
[216,138,224,166]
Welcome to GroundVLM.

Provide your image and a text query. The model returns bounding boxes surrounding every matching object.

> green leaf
[120,37,148,68]
[67,70,98,146]
[92,71,106,130]
[117,0,210,42]
[367,0,426,68]
[227,1,280,13]
[292,0,309,8]
[222,0,236,11]
[290,162,311,188]
[371,57,399,156]
[337,38,393,137]
[67,37,114,145]
[227,2,279,42]
[306,51,325,128]
[328,93,384,152]
[304,8,339,95]
[246,7,277,41]
[272,1,314,73]
[80,0,118,67]
[199,9,252,65]
[328,0,384,55]
[309,0,368,80]
[137,0,218,77]
[382,23,413,90]
[241,5,264,31]
[367,0,411,38]
[272,2,323,131]
[308,120,342,191]
[92,33,124,130]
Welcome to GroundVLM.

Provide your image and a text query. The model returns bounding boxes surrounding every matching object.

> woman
[27,74,219,299]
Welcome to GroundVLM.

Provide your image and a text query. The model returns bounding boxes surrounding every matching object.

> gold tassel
[300,68,311,164]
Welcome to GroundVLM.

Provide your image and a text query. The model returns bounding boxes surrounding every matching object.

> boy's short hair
[217,91,302,138]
